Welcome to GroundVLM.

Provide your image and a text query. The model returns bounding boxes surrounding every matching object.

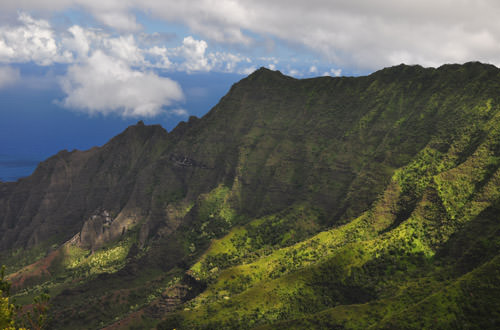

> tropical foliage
[2,63,500,329]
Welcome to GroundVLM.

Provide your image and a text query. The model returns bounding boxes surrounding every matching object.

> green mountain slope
[1,62,500,329]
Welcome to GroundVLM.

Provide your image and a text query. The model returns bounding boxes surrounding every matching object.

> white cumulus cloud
[145,46,172,69]
[208,52,249,72]
[0,13,70,65]
[0,13,258,118]
[0,13,248,74]
[106,35,145,66]
[175,36,211,72]
[59,51,184,117]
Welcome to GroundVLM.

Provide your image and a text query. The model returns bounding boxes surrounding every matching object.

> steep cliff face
[0,66,415,252]
[1,62,500,329]
[0,122,169,251]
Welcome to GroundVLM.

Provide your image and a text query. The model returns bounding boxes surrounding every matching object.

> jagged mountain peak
[250,66,281,75]
[106,120,168,149]
[244,66,292,82]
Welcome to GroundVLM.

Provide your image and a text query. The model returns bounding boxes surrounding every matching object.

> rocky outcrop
[68,209,141,250]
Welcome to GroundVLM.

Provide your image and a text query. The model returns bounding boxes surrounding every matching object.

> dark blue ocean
[0,68,242,182]
[0,154,42,182]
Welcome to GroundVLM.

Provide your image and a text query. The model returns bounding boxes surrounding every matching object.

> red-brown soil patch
[7,250,61,290]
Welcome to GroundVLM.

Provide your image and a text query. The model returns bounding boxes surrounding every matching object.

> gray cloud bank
[3,0,500,70]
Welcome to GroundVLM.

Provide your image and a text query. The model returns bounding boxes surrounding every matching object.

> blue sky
[1,1,500,180]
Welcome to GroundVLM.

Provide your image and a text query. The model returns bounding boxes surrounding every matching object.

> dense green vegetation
[158,63,500,329]
[1,62,500,329]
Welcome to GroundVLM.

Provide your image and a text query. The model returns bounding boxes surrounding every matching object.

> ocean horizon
[0,154,43,182]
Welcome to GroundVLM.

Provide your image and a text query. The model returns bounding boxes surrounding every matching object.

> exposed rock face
[74,209,141,251]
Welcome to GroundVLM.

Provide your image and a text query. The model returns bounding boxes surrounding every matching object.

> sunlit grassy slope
[157,63,500,329]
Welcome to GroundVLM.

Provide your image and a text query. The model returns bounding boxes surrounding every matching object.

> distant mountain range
[1,63,499,329]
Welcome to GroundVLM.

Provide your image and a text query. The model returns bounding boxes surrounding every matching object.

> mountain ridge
[1,62,500,329]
